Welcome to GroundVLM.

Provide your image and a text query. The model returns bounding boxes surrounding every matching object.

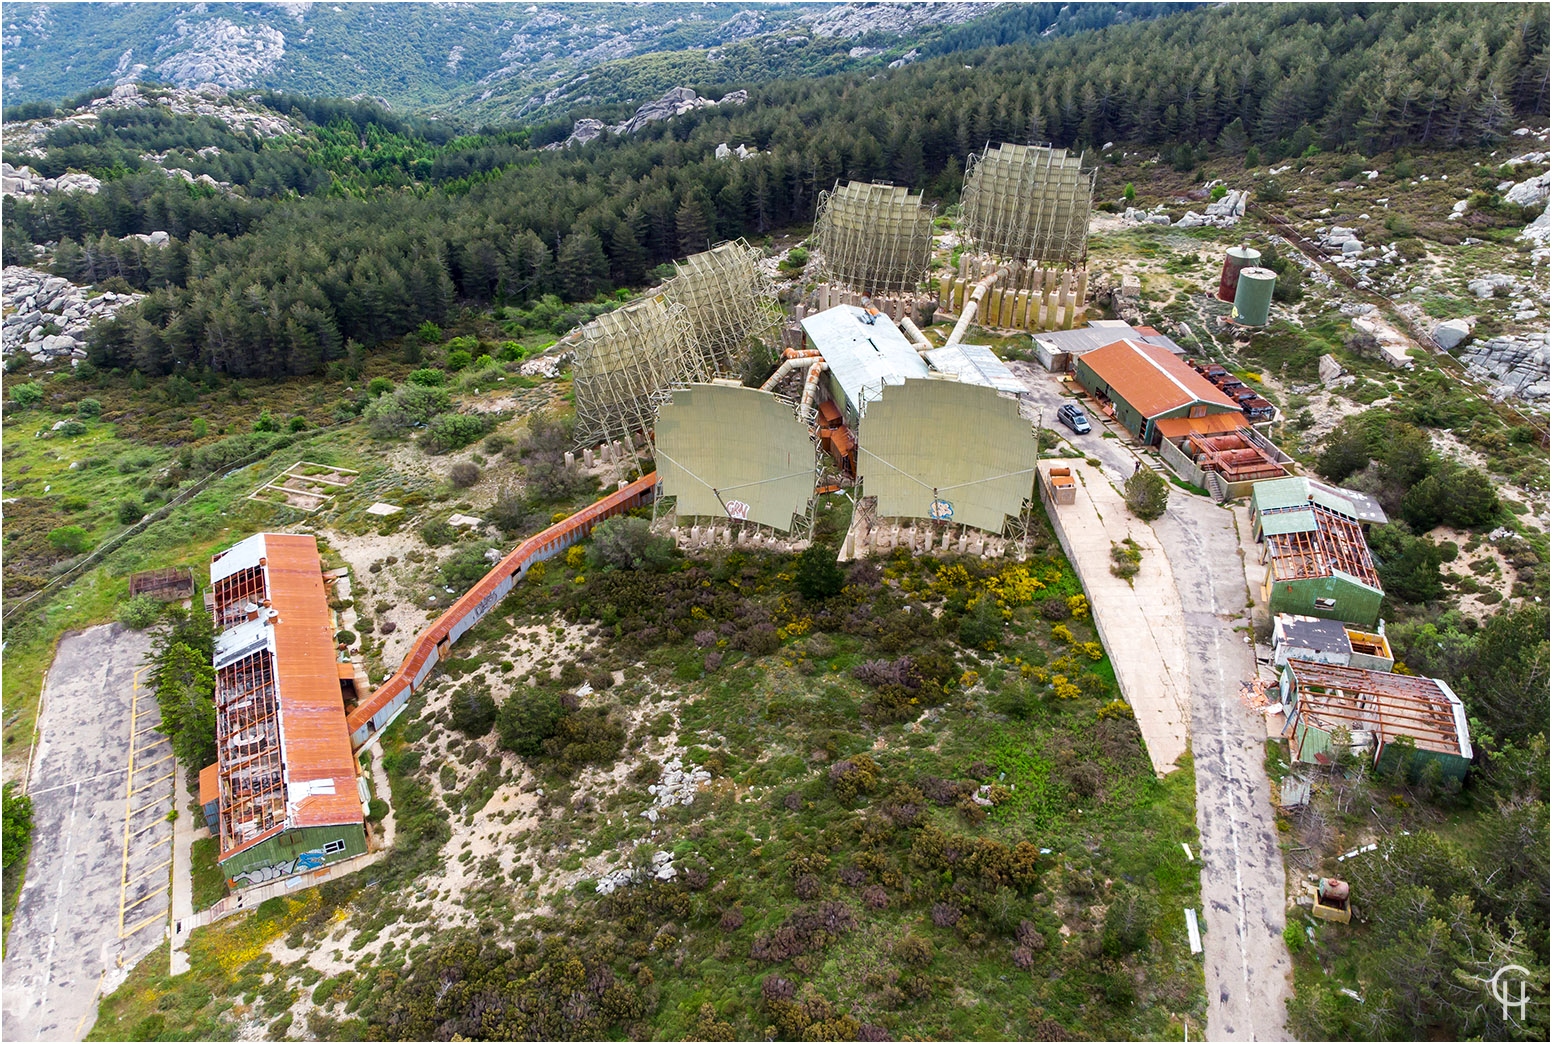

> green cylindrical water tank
[1217,246,1262,302]
[1231,267,1276,327]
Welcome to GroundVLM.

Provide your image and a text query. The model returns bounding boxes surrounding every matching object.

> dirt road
[1156,496,1293,1041]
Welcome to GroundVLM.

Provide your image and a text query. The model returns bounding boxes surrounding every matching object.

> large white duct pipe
[899,315,931,350]
[945,266,1008,346]
[798,360,827,418]
[759,356,811,393]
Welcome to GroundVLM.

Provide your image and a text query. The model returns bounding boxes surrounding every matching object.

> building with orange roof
[205,533,366,887]
[1072,339,1242,445]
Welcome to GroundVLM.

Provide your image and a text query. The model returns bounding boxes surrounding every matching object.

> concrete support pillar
[957,531,969,554]
[564,451,575,468]
[583,448,595,468]
[941,530,952,551]
[939,276,952,310]
[1015,290,1031,330]
[999,289,1016,328]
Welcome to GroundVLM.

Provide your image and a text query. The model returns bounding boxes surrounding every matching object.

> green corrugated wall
[220,822,368,885]
[1268,575,1383,628]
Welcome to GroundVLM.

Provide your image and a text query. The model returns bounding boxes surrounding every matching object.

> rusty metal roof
[199,763,220,806]
[212,534,360,861]
[1153,413,1250,440]
[1286,660,1472,760]
[1080,340,1240,419]
[263,535,362,833]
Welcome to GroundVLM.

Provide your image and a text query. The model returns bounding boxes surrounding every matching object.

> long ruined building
[206,533,368,888]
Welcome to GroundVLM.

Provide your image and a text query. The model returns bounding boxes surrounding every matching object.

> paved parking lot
[2,623,172,1043]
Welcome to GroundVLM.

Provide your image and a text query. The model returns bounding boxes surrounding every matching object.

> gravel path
[1156,495,1292,1041]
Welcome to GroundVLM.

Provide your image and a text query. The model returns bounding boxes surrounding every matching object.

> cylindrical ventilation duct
[1230,267,1277,327]
[1217,246,1262,302]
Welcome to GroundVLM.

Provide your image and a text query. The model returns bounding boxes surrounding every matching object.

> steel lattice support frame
[813,181,937,296]
[961,143,1095,265]
[572,294,700,449]
[215,649,283,855]
[664,241,781,376]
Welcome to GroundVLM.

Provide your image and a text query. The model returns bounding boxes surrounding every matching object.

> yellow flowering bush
[1079,641,1104,661]
[565,545,587,569]
[960,669,981,689]
[1067,594,1089,619]
[1051,623,1074,644]
[1052,674,1081,700]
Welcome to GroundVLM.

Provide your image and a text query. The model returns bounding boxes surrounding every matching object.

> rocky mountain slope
[1,2,1168,124]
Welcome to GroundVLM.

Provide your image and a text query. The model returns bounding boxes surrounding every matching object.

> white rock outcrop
[1504,171,1551,208]
[2,266,145,363]
[1430,318,1474,351]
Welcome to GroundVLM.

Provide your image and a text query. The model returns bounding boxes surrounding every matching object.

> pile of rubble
[637,756,711,824]
[2,266,144,364]
[1456,333,1550,402]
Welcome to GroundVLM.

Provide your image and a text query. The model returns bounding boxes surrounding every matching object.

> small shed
[1041,465,1077,506]
[128,566,195,603]
[198,762,221,833]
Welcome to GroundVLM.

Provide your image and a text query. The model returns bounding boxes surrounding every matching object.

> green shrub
[420,518,456,547]
[497,690,564,756]
[117,594,165,630]
[420,412,493,455]
[117,498,145,525]
[445,349,472,371]
[56,418,87,436]
[253,409,280,433]
[3,782,34,870]
[416,321,443,344]
[407,368,446,387]
[590,516,675,572]
[794,544,844,600]
[76,397,102,417]
[1123,468,1168,521]
[9,381,43,408]
[47,525,92,555]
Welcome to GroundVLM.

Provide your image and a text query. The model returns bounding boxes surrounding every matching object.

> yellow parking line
[131,795,170,815]
[131,818,167,838]
[123,886,168,913]
[74,970,106,1037]
[134,753,174,773]
[120,911,168,939]
[126,858,172,886]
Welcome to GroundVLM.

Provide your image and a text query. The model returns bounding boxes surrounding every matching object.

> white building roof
[924,343,1026,395]
[210,532,267,584]
[801,305,928,418]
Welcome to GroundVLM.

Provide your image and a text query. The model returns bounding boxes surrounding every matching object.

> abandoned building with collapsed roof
[206,533,369,888]
[1279,659,1473,782]
[1250,477,1388,628]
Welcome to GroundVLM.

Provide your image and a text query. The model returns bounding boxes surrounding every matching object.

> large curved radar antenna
[653,383,818,533]
[663,240,780,377]
[961,143,1096,265]
[857,378,1037,535]
[813,180,937,296]
[572,294,698,449]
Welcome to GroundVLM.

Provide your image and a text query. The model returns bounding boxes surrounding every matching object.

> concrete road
[2,623,171,1043]
[1006,359,1149,484]
[1156,496,1293,1041]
